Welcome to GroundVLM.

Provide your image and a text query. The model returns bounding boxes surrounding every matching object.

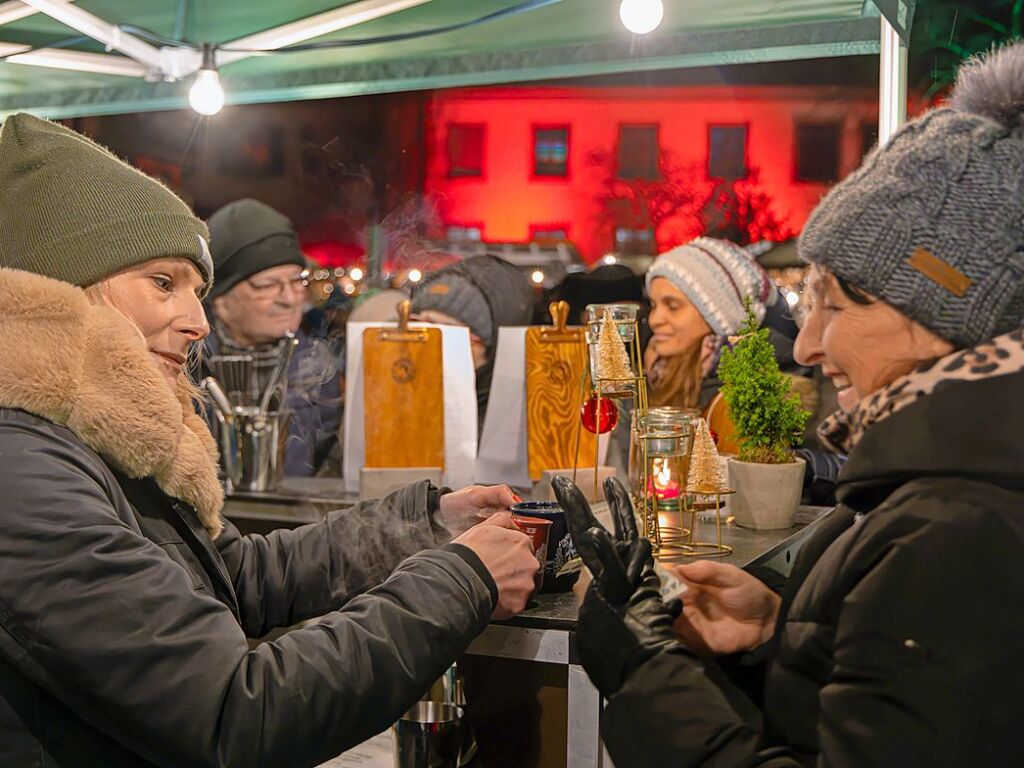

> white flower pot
[727,457,806,530]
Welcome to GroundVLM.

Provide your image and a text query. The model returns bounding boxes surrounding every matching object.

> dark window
[708,125,747,180]
[447,124,485,177]
[534,127,569,176]
[531,226,569,241]
[860,120,879,158]
[794,122,840,183]
[615,227,655,255]
[446,225,482,242]
[617,124,660,180]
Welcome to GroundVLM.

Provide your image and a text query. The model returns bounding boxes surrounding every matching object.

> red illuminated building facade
[423,84,879,263]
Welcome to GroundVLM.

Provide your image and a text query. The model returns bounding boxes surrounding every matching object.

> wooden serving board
[362,326,444,470]
[525,302,595,481]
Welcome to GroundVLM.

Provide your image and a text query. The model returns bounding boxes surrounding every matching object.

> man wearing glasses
[203,198,341,476]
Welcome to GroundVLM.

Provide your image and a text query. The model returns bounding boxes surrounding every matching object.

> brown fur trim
[0,268,224,538]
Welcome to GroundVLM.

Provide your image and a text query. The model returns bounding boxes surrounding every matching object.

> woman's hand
[452,512,537,619]
[669,561,781,655]
[437,484,519,535]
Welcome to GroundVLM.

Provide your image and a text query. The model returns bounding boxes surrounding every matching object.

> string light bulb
[619,0,664,35]
[189,44,224,116]
[349,266,364,281]
[407,268,422,283]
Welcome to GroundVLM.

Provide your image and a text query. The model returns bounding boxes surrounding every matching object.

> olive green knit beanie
[0,113,213,290]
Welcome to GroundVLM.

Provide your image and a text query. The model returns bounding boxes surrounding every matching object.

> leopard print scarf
[819,328,1024,454]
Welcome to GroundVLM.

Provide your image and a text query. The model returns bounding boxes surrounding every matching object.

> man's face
[213,264,307,346]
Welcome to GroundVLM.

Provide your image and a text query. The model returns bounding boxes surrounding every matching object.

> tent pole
[878,14,907,146]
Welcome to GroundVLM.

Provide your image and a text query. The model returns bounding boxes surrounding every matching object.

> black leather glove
[552,476,680,696]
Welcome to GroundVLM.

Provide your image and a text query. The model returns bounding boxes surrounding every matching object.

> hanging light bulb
[189,44,224,116]
[619,0,664,35]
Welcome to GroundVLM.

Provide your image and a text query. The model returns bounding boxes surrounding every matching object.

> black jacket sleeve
[215,480,452,637]
[0,422,494,768]
[600,489,1024,767]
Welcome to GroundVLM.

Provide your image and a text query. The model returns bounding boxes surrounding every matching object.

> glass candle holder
[585,302,640,397]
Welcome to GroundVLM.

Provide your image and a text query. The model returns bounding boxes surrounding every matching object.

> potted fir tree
[716,301,809,529]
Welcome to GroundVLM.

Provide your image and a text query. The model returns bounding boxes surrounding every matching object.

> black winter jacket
[0,409,495,767]
[601,365,1024,766]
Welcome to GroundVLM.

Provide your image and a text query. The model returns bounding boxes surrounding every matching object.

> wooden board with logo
[525,302,594,481]
[362,301,444,470]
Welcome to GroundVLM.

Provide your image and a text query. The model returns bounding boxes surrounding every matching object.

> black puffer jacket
[600,363,1024,765]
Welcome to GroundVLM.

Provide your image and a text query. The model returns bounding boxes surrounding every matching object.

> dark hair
[833,273,873,306]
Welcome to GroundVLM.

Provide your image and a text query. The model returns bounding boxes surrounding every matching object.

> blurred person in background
[410,254,534,430]
[643,237,842,502]
[203,198,342,476]
[645,237,811,411]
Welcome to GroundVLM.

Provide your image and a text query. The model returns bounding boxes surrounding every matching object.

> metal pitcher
[217,407,290,493]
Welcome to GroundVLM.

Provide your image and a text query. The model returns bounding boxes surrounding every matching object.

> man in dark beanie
[203,198,341,476]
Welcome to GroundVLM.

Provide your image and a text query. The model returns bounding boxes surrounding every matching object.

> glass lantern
[585,302,640,398]
[633,407,698,551]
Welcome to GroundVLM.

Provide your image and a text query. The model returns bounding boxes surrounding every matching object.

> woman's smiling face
[794,265,954,411]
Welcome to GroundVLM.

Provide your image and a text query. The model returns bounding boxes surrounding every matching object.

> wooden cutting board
[525,301,594,481]
[362,302,444,470]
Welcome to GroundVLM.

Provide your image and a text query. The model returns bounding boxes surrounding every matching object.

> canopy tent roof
[0,0,909,118]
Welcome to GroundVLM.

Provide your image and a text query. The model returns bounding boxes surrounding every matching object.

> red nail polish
[512,494,524,503]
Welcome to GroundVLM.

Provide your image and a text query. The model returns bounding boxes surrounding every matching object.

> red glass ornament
[580,395,619,434]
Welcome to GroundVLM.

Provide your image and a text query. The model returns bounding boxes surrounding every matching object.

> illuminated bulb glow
[602,254,618,265]
[531,270,545,284]
[408,268,422,283]
[349,266,364,281]
[189,68,224,115]
[786,290,800,307]
[619,0,664,34]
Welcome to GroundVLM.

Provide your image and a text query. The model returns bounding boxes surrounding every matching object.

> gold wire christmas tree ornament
[687,418,727,493]
[595,308,634,396]
[681,417,734,558]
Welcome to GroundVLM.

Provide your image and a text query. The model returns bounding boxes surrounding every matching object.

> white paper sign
[476,327,531,487]
[343,321,478,492]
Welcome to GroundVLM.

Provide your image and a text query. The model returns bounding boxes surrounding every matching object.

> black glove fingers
[623,536,652,589]
[589,528,634,605]
[552,476,607,546]
[603,477,638,543]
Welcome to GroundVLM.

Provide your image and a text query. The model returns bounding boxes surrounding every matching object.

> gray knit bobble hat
[798,43,1024,348]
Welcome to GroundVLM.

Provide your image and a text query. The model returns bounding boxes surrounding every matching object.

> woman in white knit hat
[644,236,811,412]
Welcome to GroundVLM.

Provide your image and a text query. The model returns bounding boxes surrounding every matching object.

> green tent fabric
[0,0,909,118]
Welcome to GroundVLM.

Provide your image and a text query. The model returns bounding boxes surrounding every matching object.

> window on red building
[708,125,748,180]
[794,122,840,183]
[530,225,569,242]
[617,124,660,180]
[447,123,485,177]
[615,226,655,255]
[533,127,570,177]
[447,225,482,242]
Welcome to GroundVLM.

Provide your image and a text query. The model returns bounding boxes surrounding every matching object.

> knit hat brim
[207,232,306,299]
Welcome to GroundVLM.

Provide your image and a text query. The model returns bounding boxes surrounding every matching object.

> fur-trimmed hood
[0,268,224,537]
